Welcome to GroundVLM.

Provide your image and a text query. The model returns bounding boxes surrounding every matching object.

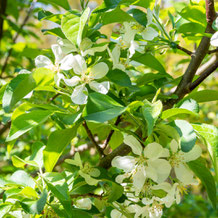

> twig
[83,121,104,156]
[99,143,132,169]
[0,0,7,44]
[176,44,193,56]
[71,193,103,199]
[0,121,11,137]
[49,93,60,102]
[0,0,36,76]
[208,48,218,54]
[189,60,218,91]
[102,115,122,150]
[164,0,216,109]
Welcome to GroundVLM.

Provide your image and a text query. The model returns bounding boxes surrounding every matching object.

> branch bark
[0,0,36,76]
[164,0,216,109]
[83,121,104,156]
[189,60,218,91]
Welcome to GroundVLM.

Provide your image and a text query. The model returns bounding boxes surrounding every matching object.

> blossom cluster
[110,135,202,218]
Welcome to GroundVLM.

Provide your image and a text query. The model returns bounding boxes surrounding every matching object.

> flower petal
[143,142,164,160]
[141,27,158,41]
[175,163,196,185]
[57,38,77,54]
[70,54,87,75]
[90,62,109,79]
[89,81,110,94]
[211,32,218,47]
[82,44,108,56]
[112,156,136,173]
[63,76,80,87]
[75,198,92,210]
[133,165,146,191]
[51,44,64,63]
[170,139,179,153]
[148,159,171,183]
[183,145,202,162]
[123,135,142,155]
[60,54,75,70]
[54,72,65,87]
[35,55,53,69]
[129,40,138,58]
[71,85,88,105]
[115,174,129,184]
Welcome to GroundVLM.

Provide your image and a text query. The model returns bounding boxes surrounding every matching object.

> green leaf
[107,69,131,87]
[109,131,124,149]
[192,124,218,157]
[84,92,126,122]
[127,8,147,27]
[71,209,92,218]
[104,0,121,8]
[38,0,70,10]
[61,8,89,46]
[132,52,166,74]
[187,158,216,209]
[77,7,90,46]
[178,98,199,113]
[55,112,81,125]
[12,155,38,169]
[174,120,196,152]
[142,100,162,136]
[43,127,77,172]
[20,190,47,214]
[61,12,80,44]
[161,108,197,120]
[107,182,124,203]
[0,203,12,217]
[32,68,54,87]
[42,27,66,38]
[44,172,71,213]
[7,110,52,142]
[179,5,206,25]
[177,22,205,35]
[187,90,218,103]
[10,170,35,188]
[101,7,135,25]
[2,74,36,113]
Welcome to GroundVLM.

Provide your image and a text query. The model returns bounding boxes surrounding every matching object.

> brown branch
[205,0,216,25]
[176,44,193,56]
[0,0,7,43]
[0,121,11,137]
[99,143,132,169]
[71,193,103,199]
[83,121,104,156]
[189,60,218,91]
[0,0,36,76]
[164,0,216,109]
[102,115,122,150]
[208,48,218,54]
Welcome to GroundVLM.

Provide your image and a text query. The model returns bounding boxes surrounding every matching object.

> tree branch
[0,0,7,44]
[164,0,216,109]
[0,0,36,76]
[208,48,218,54]
[102,115,122,150]
[71,193,103,199]
[189,60,218,91]
[176,44,193,56]
[83,121,104,157]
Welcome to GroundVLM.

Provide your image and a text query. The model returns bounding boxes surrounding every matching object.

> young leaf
[7,110,52,142]
[43,127,77,172]
[187,158,216,209]
[187,90,218,103]
[161,108,197,120]
[2,74,36,113]
[142,100,162,136]
[107,69,131,87]
[38,0,70,10]
[174,120,196,152]
[84,92,126,122]
[44,172,71,213]
[132,53,167,74]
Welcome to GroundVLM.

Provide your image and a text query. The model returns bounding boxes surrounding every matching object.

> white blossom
[75,198,92,210]
[112,135,171,193]
[60,54,109,104]
[169,140,201,184]
[210,31,218,47]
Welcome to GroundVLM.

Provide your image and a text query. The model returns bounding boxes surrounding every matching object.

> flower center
[169,152,184,167]
[150,201,163,215]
